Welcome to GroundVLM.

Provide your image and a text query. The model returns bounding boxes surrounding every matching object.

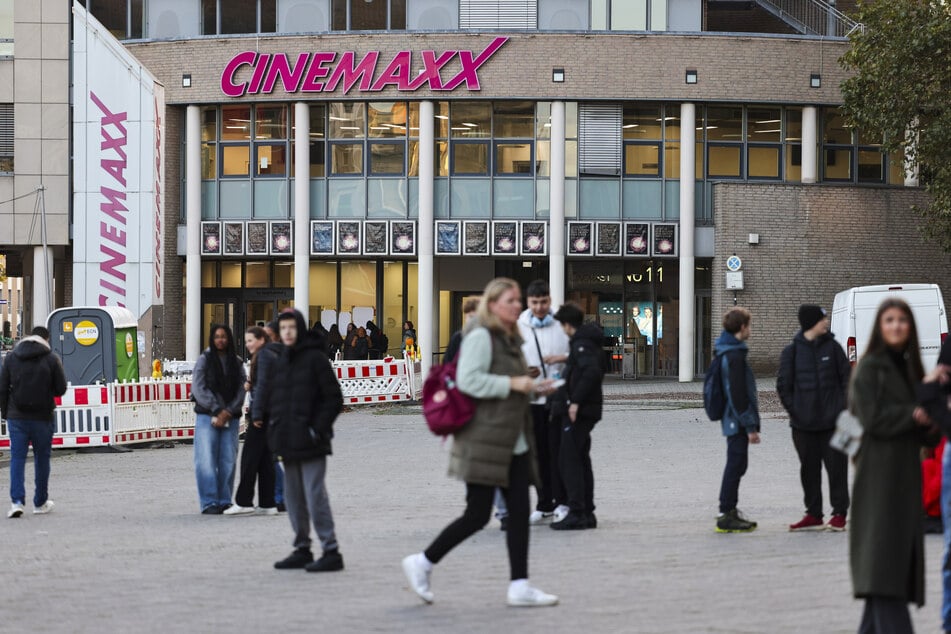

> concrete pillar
[418,101,435,379]
[678,103,696,382]
[549,101,566,309]
[185,106,202,361]
[294,103,311,311]
[801,106,818,184]
[32,246,53,327]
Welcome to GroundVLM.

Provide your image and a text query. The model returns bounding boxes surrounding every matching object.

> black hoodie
[552,323,606,425]
[263,310,343,462]
[0,335,68,422]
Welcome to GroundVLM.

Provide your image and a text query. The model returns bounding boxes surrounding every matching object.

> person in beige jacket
[402,277,559,607]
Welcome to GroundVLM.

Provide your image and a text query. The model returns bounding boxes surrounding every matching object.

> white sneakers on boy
[8,502,24,518]
[401,553,434,604]
[33,501,54,514]
[552,505,570,523]
[529,510,554,524]
[506,580,559,607]
[223,504,254,516]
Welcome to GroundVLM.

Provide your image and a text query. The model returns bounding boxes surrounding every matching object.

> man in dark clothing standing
[550,303,605,531]
[1,326,68,518]
[777,304,851,532]
[265,309,345,572]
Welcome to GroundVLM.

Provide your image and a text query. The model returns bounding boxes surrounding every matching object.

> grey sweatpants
[284,456,338,553]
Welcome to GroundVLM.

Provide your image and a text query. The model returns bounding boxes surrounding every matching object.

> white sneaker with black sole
[33,501,54,514]
[8,502,24,518]
[507,581,559,607]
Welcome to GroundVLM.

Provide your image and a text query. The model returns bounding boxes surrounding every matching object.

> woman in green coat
[402,278,560,608]
[849,298,942,633]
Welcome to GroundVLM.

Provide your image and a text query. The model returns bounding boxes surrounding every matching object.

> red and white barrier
[0,357,417,451]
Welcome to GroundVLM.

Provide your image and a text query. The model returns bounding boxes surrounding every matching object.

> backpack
[11,355,52,412]
[422,360,475,436]
[703,353,727,421]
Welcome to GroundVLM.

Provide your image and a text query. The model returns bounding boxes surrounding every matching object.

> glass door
[201,298,237,352]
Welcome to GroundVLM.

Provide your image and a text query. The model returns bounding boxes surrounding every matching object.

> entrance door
[695,293,712,375]
[201,298,237,352]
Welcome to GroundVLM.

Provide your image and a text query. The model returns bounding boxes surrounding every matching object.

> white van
[831,284,948,371]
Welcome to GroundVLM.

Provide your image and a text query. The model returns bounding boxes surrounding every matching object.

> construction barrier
[0,358,418,451]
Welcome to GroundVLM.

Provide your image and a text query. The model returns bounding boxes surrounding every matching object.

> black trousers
[532,404,564,512]
[792,427,849,517]
[234,422,276,509]
[857,597,913,634]
[718,430,749,514]
[558,415,595,514]
[425,453,531,580]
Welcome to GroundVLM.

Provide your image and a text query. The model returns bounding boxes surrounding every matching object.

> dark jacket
[264,311,343,462]
[192,348,246,417]
[918,337,951,436]
[443,330,463,364]
[352,336,369,360]
[776,331,850,431]
[714,331,760,437]
[849,349,931,606]
[552,323,605,425]
[0,335,67,422]
[250,341,282,423]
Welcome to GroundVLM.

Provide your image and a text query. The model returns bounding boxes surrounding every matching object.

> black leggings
[425,453,531,580]
[234,422,275,508]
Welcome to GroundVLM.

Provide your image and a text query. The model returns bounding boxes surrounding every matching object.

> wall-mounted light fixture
[552,68,565,83]
[748,233,760,245]
[810,73,821,88]
[685,69,698,85]
[182,74,192,88]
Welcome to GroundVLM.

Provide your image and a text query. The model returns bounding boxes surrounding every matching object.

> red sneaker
[789,514,824,531]
[826,515,847,531]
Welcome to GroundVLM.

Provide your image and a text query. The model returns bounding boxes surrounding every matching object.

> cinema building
[60,0,951,375]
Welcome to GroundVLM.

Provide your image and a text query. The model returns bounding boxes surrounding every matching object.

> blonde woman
[402,278,559,607]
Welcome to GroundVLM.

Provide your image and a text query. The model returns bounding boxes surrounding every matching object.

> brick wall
[158,107,184,360]
[125,32,849,107]
[712,183,950,374]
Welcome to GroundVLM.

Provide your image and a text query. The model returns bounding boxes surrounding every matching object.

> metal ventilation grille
[460,0,537,29]
[0,104,13,156]
[579,103,621,175]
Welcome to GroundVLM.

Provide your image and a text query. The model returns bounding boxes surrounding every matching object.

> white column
[294,103,311,310]
[801,106,818,184]
[678,103,696,383]
[549,101,566,308]
[185,106,202,361]
[32,246,53,327]
[418,101,435,379]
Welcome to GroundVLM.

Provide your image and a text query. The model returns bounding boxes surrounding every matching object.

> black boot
[305,549,344,572]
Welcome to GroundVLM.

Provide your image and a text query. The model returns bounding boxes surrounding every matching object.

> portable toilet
[47,307,139,384]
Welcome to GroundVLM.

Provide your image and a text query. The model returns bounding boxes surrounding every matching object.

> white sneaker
[529,510,554,524]
[8,503,24,518]
[222,504,254,516]
[255,506,278,516]
[507,582,559,607]
[33,501,54,515]
[401,554,434,604]
[552,505,570,523]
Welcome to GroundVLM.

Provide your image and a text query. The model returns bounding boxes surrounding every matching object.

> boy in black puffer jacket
[264,309,345,572]
[550,303,605,531]
[777,304,851,532]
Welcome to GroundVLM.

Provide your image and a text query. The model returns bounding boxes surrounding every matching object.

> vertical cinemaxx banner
[72,3,164,319]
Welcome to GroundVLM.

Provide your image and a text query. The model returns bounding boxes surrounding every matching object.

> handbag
[421,359,475,436]
[829,409,863,457]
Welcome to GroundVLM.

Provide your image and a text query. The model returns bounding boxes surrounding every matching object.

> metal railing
[755,0,864,37]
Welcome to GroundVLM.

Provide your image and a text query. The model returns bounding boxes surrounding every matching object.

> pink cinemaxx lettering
[220,37,508,97]
[90,91,129,308]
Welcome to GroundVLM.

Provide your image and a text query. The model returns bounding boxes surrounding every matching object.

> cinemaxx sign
[221,36,508,97]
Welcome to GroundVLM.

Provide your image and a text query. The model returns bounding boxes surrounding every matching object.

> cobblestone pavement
[1,399,943,633]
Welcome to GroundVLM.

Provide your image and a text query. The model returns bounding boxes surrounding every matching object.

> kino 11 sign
[220,37,508,97]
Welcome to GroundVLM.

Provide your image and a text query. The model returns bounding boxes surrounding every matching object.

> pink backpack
[421,360,475,436]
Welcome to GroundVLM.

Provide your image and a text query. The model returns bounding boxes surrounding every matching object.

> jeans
[425,453,532,580]
[791,428,850,518]
[942,446,951,631]
[274,459,285,505]
[718,430,749,514]
[193,414,240,511]
[8,419,54,507]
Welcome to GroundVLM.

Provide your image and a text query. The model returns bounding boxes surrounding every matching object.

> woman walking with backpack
[402,277,559,607]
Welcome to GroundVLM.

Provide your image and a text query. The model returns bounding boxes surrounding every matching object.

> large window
[202,0,277,35]
[332,0,406,30]
[591,0,667,31]
[820,108,897,184]
[80,0,144,39]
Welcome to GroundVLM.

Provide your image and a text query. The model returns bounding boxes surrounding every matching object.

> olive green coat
[848,349,927,606]
[448,328,540,488]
